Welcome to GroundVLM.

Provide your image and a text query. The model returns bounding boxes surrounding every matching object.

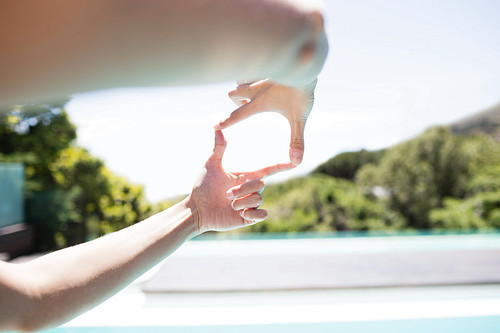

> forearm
[0,0,326,105]
[1,197,198,332]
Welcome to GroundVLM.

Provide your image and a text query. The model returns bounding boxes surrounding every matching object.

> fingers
[240,208,268,224]
[289,119,306,165]
[229,79,270,103]
[229,96,250,107]
[215,100,261,130]
[226,178,265,200]
[227,178,267,224]
[232,193,263,210]
[210,129,226,162]
[242,162,296,179]
[216,80,272,129]
[228,84,256,105]
[236,79,260,86]
[228,85,253,107]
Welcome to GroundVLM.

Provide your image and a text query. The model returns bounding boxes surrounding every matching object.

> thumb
[289,120,306,166]
[211,129,227,161]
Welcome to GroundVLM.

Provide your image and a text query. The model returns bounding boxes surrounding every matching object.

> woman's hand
[215,79,317,166]
[189,130,294,233]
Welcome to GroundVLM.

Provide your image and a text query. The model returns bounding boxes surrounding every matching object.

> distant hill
[314,101,500,180]
[450,102,500,141]
[313,149,385,180]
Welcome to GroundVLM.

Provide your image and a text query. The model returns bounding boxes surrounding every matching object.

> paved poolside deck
[39,233,500,329]
[142,234,500,292]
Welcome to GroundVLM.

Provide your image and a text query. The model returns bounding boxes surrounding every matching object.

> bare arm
[0,0,326,105]
[0,130,289,331]
[0,199,198,331]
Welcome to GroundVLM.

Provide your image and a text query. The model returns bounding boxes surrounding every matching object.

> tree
[245,175,405,233]
[429,191,500,230]
[357,127,488,229]
[98,168,152,235]
[50,146,153,245]
[1,101,79,250]
[0,100,76,190]
[428,134,500,230]
[1,101,152,250]
[314,149,385,181]
[49,146,110,245]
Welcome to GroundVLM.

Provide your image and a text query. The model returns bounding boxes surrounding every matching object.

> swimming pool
[38,232,500,332]
[44,316,500,333]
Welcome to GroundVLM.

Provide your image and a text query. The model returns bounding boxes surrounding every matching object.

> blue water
[195,229,500,241]
[45,316,500,333]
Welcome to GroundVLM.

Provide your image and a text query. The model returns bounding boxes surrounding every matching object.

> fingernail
[214,123,221,130]
[291,150,303,165]
[226,189,234,200]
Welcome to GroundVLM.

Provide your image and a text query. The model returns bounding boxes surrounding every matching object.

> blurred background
[2,1,500,332]
[1,0,499,253]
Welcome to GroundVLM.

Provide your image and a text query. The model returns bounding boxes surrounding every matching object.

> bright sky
[66,0,500,202]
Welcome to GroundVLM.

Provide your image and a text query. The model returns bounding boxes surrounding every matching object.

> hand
[215,78,317,166]
[189,130,294,233]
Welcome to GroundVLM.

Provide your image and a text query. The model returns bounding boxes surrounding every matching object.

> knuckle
[290,139,304,149]
[244,219,255,226]
[232,185,243,197]
[253,193,263,206]
[231,200,238,210]
[252,178,265,192]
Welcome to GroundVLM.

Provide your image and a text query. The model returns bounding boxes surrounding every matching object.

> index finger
[215,101,261,130]
[238,162,296,179]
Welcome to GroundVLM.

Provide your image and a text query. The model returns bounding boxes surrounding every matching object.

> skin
[0,130,293,332]
[0,1,329,330]
[0,0,326,104]
[218,78,317,165]
[0,0,328,165]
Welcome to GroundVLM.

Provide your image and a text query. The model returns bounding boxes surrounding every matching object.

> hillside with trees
[0,102,163,251]
[1,101,500,250]
[451,102,500,141]
[248,104,500,234]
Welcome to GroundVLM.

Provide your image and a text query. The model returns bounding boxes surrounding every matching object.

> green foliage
[246,175,405,233]
[25,188,82,250]
[233,125,500,235]
[429,190,500,230]
[314,149,385,180]
[1,102,152,251]
[48,146,153,245]
[98,168,152,235]
[433,135,500,231]
[356,127,500,230]
[464,136,500,194]
[357,127,472,228]
[3,100,499,247]
[0,101,76,189]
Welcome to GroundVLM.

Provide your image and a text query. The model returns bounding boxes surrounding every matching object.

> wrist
[182,195,202,237]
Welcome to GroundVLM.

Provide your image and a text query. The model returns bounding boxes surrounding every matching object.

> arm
[0,200,198,331]
[0,0,326,105]
[214,4,328,166]
[0,130,290,331]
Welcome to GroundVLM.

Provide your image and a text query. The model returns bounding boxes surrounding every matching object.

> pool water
[45,316,500,333]
[33,232,500,333]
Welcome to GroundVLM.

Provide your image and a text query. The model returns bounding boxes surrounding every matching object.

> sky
[66,0,500,202]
